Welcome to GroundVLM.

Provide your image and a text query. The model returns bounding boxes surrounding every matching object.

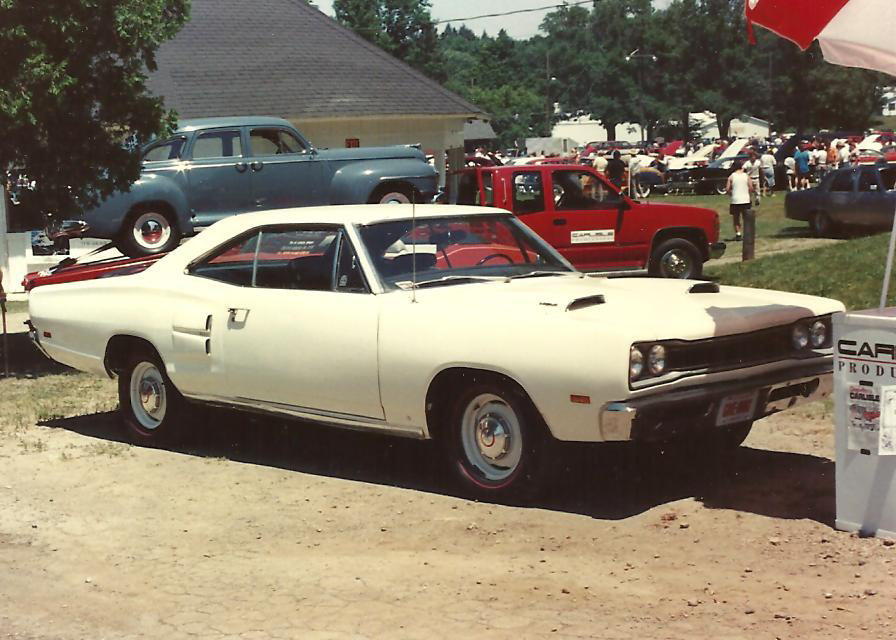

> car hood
[407,275,843,341]
[315,145,426,162]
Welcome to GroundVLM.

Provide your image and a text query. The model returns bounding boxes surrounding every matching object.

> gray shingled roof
[147,0,484,120]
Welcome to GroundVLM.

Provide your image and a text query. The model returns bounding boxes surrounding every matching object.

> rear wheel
[714,180,727,195]
[371,185,415,205]
[117,208,181,257]
[118,349,189,446]
[442,380,551,500]
[810,210,835,237]
[649,238,702,279]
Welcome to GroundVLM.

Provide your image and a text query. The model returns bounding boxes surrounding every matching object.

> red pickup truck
[450,164,725,278]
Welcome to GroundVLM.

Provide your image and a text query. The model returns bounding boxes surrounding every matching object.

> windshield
[359,214,573,289]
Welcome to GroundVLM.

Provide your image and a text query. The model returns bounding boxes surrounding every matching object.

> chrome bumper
[26,320,51,360]
[600,362,832,442]
[709,241,727,259]
[46,219,90,240]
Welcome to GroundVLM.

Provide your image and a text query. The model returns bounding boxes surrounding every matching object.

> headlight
[630,346,644,380]
[810,319,827,348]
[792,324,809,350]
[648,344,667,375]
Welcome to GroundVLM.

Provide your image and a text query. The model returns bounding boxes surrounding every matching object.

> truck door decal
[571,229,615,244]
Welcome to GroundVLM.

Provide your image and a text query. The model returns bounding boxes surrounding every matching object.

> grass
[3,301,27,314]
[706,231,895,310]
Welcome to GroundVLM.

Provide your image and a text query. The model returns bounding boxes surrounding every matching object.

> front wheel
[649,238,702,279]
[634,180,651,198]
[443,382,550,500]
[117,209,182,257]
[118,350,189,446]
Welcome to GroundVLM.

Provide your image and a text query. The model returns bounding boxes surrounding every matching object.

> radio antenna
[411,190,417,304]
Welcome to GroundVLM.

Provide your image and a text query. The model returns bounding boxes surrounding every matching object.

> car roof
[175,116,295,132]
[154,205,511,273]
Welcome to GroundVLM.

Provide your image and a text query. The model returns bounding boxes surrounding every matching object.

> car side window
[830,170,854,192]
[858,168,882,192]
[250,128,306,156]
[881,168,896,191]
[253,228,339,291]
[143,136,186,162]
[512,171,545,214]
[335,233,369,293]
[552,170,620,210]
[189,227,341,291]
[482,171,494,206]
[191,129,243,159]
[189,231,261,286]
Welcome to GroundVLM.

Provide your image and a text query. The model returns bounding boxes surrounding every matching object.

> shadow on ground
[39,409,834,526]
[0,332,75,379]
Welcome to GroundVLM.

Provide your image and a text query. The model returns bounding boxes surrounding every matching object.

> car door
[186,128,254,227]
[826,168,858,225]
[192,225,383,421]
[855,167,889,228]
[508,169,553,249]
[247,127,326,210]
[547,168,627,270]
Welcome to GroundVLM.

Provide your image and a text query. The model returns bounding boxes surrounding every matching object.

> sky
[314,0,673,41]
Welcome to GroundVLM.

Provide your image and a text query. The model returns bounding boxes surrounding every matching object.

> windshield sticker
[571,229,615,244]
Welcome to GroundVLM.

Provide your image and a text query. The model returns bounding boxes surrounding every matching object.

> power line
[434,0,596,26]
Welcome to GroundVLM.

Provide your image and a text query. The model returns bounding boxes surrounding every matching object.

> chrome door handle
[228,308,250,323]
[250,161,263,172]
[235,162,248,173]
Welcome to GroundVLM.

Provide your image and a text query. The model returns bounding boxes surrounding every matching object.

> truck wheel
[371,185,414,205]
[810,210,835,237]
[117,208,182,257]
[649,238,702,279]
[118,349,189,446]
[442,381,550,501]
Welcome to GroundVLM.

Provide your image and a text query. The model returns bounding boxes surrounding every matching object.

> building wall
[552,118,644,144]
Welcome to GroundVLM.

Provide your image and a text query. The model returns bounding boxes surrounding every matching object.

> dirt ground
[1,316,895,639]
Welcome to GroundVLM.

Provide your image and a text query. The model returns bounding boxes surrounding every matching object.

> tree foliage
[333,0,445,81]
[337,0,886,146]
[0,0,190,220]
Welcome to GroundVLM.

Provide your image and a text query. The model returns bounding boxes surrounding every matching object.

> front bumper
[600,361,832,442]
[708,241,726,259]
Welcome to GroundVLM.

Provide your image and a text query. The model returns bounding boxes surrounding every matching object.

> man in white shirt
[838,142,850,167]
[813,145,828,180]
[726,161,754,241]
[760,149,776,196]
[784,155,796,190]
[742,153,762,204]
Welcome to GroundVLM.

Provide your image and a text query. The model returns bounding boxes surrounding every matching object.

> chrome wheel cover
[659,249,693,278]
[129,361,167,430]
[132,212,171,250]
[460,393,523,482]
[378,191,411,204]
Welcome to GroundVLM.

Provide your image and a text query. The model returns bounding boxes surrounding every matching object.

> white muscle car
[27,204,844,498]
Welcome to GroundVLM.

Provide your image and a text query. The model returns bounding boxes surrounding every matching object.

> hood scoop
[566,294,606,312]
[689,282,720,294]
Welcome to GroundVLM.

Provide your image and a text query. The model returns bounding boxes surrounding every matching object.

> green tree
[0,0,190,225]
[334,0,445,81]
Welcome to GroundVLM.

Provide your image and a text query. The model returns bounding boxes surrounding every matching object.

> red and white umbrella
[747,0,896,307]
[746,0,896,77]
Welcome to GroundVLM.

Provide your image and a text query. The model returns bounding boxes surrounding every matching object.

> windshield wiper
[404,275,503,289]
[507,270,571,280]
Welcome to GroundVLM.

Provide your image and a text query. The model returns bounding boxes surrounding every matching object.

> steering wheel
[476,253,514,266]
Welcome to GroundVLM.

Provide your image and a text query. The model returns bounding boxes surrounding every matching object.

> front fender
[328,159,439,204]
[80,172,191,238]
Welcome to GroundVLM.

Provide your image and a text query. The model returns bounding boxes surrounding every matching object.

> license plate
[716,391,758,426]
